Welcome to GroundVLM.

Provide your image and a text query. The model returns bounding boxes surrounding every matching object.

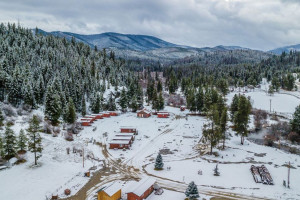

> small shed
[84,115,97,122]
[120,127,138,134]
[137,109,151,118]
[180,106,186,111]
[97,182,122,200]
[91,114,103,120]
[109,140,131,149]
[157,112,169,118]
[109,111,119,116]
[127,178,156,200]
[80,118,93,126]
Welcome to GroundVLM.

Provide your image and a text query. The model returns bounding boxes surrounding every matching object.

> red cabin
[84,115,96,122]
[102,112,111,118]
[137,109,151,118]
[80,118,93,126]
[109,139,131,149]
[109,111,119,116]
[91,114,103,120]
[120,127,138,134]
[114,133,135,143]
[127,178,156,200]
[180,106,186,111]
[157,112,169,118]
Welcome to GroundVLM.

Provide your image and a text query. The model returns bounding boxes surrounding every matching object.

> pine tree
[230,94,239,120]
[220,107,228,149]
[3,126,17,159]
[271,77,280,92]
[196,88,204,113]
[154,153,164,170]
[213,164,220,176]
[65,98,76,124]
[90,93,101,113]
[27,115,43,165]
[81,96,86,116]
[157,79,162,93]
[107,92,116,111]
[0,136,4,159]
[23,82,36,108]
[129,95,139,112]
[157,92,165,111]
[187,89,197,112]
[45,85,62,125]
[17,129,27,152]
[152,89,158,111]
[185,181,200,200]
[268,85,274,95]
[233,95,252,145]
[0,109,4,126]
[119,88,128,112]
[290,105,300,134]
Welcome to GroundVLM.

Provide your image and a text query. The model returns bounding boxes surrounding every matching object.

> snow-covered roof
[137,109,151,114]
[112,136,131,141]
[157,112,169,114]
[101,182,122,196]
[120,126,137,129]
[115,133,134,137]
[127,177,156,196]
[109,140,131,144]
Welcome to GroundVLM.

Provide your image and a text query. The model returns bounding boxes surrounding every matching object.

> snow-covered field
[1,89,300,200]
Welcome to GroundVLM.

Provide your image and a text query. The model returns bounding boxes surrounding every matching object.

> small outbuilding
[157,112,169,118]
[137,109,151,118]
[97,182,122,200]
[109,139,131,149]
[120,127,138,134]
[180,106,186,111]
[127,178,156,200]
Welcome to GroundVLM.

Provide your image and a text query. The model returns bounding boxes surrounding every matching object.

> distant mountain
[34,29,267,62]
[269,44,300,54]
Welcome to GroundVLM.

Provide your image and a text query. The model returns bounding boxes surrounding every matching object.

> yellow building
[97,182,122,200]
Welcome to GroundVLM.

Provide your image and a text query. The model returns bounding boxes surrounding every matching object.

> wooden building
[157,112,169,118]
[84,115,97,122]
[180,106,186,111]
[109,139,131,149]
[91,114,104,120]
[127,178,156,200]
[137,109,151,118]
[120,127,138,134]
[80,118,93,126]
[114,133,135,143]
[102,112,111,118]
[109,111,119,116]
[97,182,122,200]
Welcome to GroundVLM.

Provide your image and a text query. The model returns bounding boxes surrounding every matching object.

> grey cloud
[0,0,299,50]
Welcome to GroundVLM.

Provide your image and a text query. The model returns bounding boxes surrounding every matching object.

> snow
[1,90,300,200]
[102,181,122,196]
[127,177,156,196]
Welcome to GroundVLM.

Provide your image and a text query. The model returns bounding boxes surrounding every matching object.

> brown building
[127,178,156,200]
[137,109,151,118]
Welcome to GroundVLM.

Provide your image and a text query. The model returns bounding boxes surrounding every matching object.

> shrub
[64,132,74,141]
[2,104,17,117]
[288,132,299,143]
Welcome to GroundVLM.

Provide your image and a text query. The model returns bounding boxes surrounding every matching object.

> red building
[120,127,138,134]
[102,112,111,118]
[80,118,93,126]
[91,114,103,120]
[114,133,135,143]
[137,109,151,118]
[84,115,97,122]
[109,139,131,149]
[157,112,169,118]
[127,178,156,200]
[109,111,119,116]
[180,106,186,111]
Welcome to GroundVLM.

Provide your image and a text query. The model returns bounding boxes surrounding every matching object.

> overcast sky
[1,0,300,50]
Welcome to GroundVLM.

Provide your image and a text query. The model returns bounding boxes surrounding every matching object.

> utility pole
[288,161,290,188]
[270,99,272,113]
[83,147,84,168]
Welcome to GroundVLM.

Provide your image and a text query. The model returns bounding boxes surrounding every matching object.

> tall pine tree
[3,126,17,159]
[27,115,43,165]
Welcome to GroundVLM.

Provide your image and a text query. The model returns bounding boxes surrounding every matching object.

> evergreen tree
[185,181,200,200]
[129,95,139,112]
[157,92,165,111]
[3,126,17,159]
[154,153,164,170]
[157,79,162,93]
[220,107,228,149]
[81,96,86,116]
[107,92,116,111]
[271,77,280,92]
[290,105,300,135]
[90,93,101,113]
[27,115,43,165]
[196,88,204,113]
[187,88,197,112]
[17,129,28,152]
[0,109,4,126]
[152,89,158,111]
[216,79,229,96]
[0,136,4,158]
[65,98,76,124]
[119,88,128,112]
[230,94,239,120]
[233,95,252,145]
[45,85,62,125]
[268,85,274,95]
[213,164,220,176]
[23,82,36,108]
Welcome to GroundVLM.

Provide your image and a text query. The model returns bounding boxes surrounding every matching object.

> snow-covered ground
[1,89,300,200]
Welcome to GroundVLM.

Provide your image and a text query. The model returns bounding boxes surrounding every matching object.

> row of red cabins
[80,111,119,126]
[109,127,137,149]
[137,109,170,118]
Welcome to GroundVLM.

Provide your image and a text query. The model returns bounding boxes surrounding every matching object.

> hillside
[269,44,300,55]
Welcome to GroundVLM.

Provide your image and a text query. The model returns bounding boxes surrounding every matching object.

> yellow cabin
[97,182,122,200]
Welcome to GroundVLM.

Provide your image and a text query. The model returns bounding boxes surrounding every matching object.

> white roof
[128,177,156,196]
[138,109,151,114]
[112,136,131,141]
[109,140,131,144]
[103,182,122,196]
[120,126,137,129]
[158,112,169,114]
[115,133,134,137]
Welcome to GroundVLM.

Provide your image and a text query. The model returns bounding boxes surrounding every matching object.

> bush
[288,132,299,143]
[64,132,74,141]
[6,120,15,126]
[264,137,274,147]
[2,104,17,117]
[43,121,53,134]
